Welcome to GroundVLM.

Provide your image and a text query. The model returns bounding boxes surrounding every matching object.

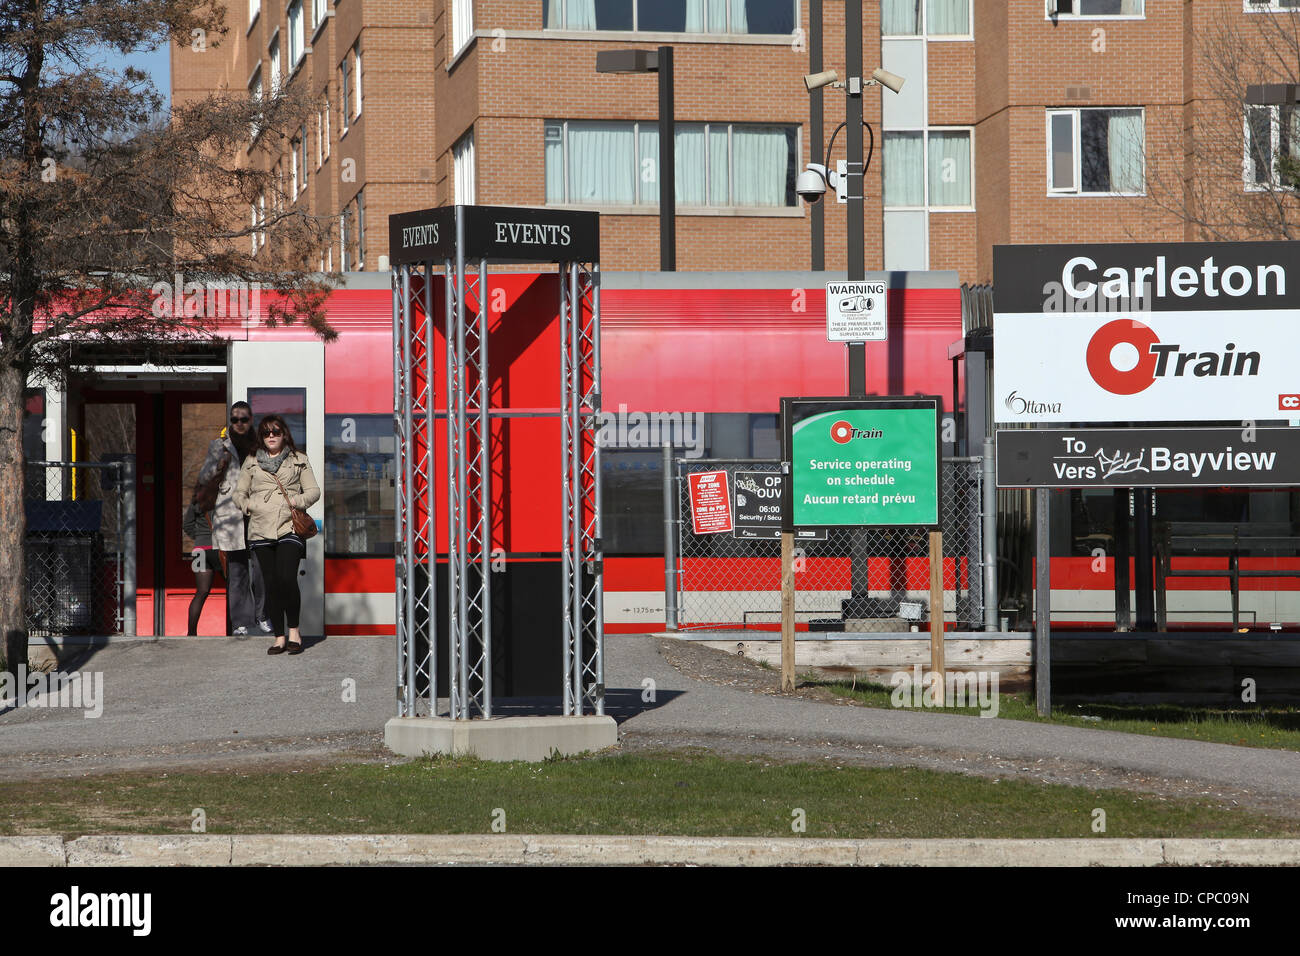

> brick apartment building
[170,2,1297,284]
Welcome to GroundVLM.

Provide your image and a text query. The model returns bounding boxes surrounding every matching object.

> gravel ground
[2,633,1297,824]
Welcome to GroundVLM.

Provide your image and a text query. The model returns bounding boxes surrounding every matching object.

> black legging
[253,538,305,637]
[188,568,216,636]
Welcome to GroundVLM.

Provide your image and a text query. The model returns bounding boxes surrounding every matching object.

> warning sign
[826,281,887,342]
[688,470,733,534]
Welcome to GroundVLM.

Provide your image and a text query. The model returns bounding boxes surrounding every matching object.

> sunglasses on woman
[261,426,283,437]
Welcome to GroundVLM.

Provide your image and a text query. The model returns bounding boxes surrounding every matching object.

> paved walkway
[1,634,1297,814]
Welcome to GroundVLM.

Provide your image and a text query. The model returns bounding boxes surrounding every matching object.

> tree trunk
[0,363,27,678]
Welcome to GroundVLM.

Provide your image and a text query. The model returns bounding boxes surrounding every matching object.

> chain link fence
[25,461,128,638]
[672,458,985,631]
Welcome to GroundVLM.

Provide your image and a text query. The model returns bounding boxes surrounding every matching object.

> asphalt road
[1,634,1297,814]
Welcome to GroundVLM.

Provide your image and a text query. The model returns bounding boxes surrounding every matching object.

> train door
[80,385,228,636]
[228,341,326,636]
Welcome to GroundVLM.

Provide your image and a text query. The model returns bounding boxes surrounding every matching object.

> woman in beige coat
[233,414,320,654]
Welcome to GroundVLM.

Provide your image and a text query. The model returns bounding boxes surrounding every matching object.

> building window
[290,138,300,196]
[1245,104,1300,188]
[339,60,350,133]
[884,128,973,208]
[288,1,305,68]
[1047,0,1143,16]
[356,189,366,268]
[324,415,395,557]
[454,130,476,204]
[882,0,972,36]
[248,71,263,140]
[312,0,327,30]
[452,0,474,54]
[298,127,308,194]
[339,207,350,271]
[545,120,797,207]
[316,108,324,167]
[1243,0,1300,11]
[322,98,330,160]
[352,43,362,118]
[543,0,795,34]
[250,0,261,24]
[269,36,281,93]
[1047,108,1144,194]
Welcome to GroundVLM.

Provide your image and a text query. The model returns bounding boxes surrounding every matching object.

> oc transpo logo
[1085,318,1261,396]
[830,419,882,443]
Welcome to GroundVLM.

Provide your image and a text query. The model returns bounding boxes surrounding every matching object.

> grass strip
[2,750,1296,839]
[807,676,1300,751]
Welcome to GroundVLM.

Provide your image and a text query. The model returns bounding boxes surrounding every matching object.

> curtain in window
[568,122,636,204]
[884,131,924,206]
[1106,110,1143,193]
[709,126,730,204]
[731,126,787,205]
[545,122,565,201]
[637,126,659,204]
[675,124,707,205]
[882,0,921,35]
[707,0,727,31]
[729,0,748,33]
[563,0,596,29]
[927,130,970,205]
[926,0,968,35]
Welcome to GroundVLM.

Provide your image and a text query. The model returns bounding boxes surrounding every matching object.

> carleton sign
[993,241,1300,423]
[388,205,599,265]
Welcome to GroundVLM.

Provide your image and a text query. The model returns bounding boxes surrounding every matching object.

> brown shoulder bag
[270,469,318,540]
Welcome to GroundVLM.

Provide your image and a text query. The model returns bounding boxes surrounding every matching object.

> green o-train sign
[781,397,941,530]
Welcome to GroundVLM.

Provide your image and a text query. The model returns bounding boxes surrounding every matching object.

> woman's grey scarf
[256,448,290,474]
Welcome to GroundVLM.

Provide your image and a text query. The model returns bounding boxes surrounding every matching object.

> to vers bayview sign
[781,397,941,530]
[996,427,1300,488]
[993,241,1300,423]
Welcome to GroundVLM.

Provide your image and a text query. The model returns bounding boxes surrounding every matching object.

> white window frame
[248,69,264,141]
[352,43,363,119]
[290,139,300,197]
[1244,1,1300,12]
[543,0,800,37]
[882,0,974,39]
[545,119,802,210]
[340,208,350,271]
[288,0,305,67]
[1045,0,1145,20]
[882,126,975,211]
[312,0,327,30]
[1045,107,1146,196]
[356,189,366,269]
[452,0,475,56]
[249,0,261,27]
[339,60,350,134]
[323,97,331,160]
[269,33,281,94]
[454,130,476,205]
[1242,103,1300,191]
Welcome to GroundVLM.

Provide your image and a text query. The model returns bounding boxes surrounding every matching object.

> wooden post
[781,530,796,692]
[929,530,945,706]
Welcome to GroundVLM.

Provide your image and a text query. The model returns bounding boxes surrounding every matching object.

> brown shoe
[267,640,287,655]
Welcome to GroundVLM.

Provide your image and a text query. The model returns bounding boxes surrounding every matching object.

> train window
[602,450,664,555]
[248,387,307,447]
[324,414,395,556]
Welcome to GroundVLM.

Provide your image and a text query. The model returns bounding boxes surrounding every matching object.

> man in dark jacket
[197,401,269,635]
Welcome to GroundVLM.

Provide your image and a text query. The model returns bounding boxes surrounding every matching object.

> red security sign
[688,470,733,534]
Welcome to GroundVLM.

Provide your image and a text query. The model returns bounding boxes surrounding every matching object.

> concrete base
[384,715,619,762]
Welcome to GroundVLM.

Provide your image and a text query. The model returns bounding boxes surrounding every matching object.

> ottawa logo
[1086,319,1260,396]
[830,420,882,443]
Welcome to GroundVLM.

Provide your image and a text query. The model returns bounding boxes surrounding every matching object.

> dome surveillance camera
[797,164,829,203]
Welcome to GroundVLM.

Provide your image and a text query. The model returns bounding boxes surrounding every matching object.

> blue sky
[90,42,172,109]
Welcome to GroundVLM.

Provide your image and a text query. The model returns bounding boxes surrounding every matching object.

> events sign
[996,427,1300,488]
[993,242,1300,423]
[782,397,941,530]
[688,470,733,534]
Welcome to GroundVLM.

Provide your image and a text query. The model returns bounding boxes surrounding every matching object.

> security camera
[869,68,906,94]
[803,69,840,91]
[796,163,829,203]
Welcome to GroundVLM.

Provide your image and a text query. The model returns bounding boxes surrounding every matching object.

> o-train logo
[829,420,883,444]
[1085,319,1261,396]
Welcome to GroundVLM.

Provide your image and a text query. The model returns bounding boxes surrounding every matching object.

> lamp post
[596,46,675,272]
